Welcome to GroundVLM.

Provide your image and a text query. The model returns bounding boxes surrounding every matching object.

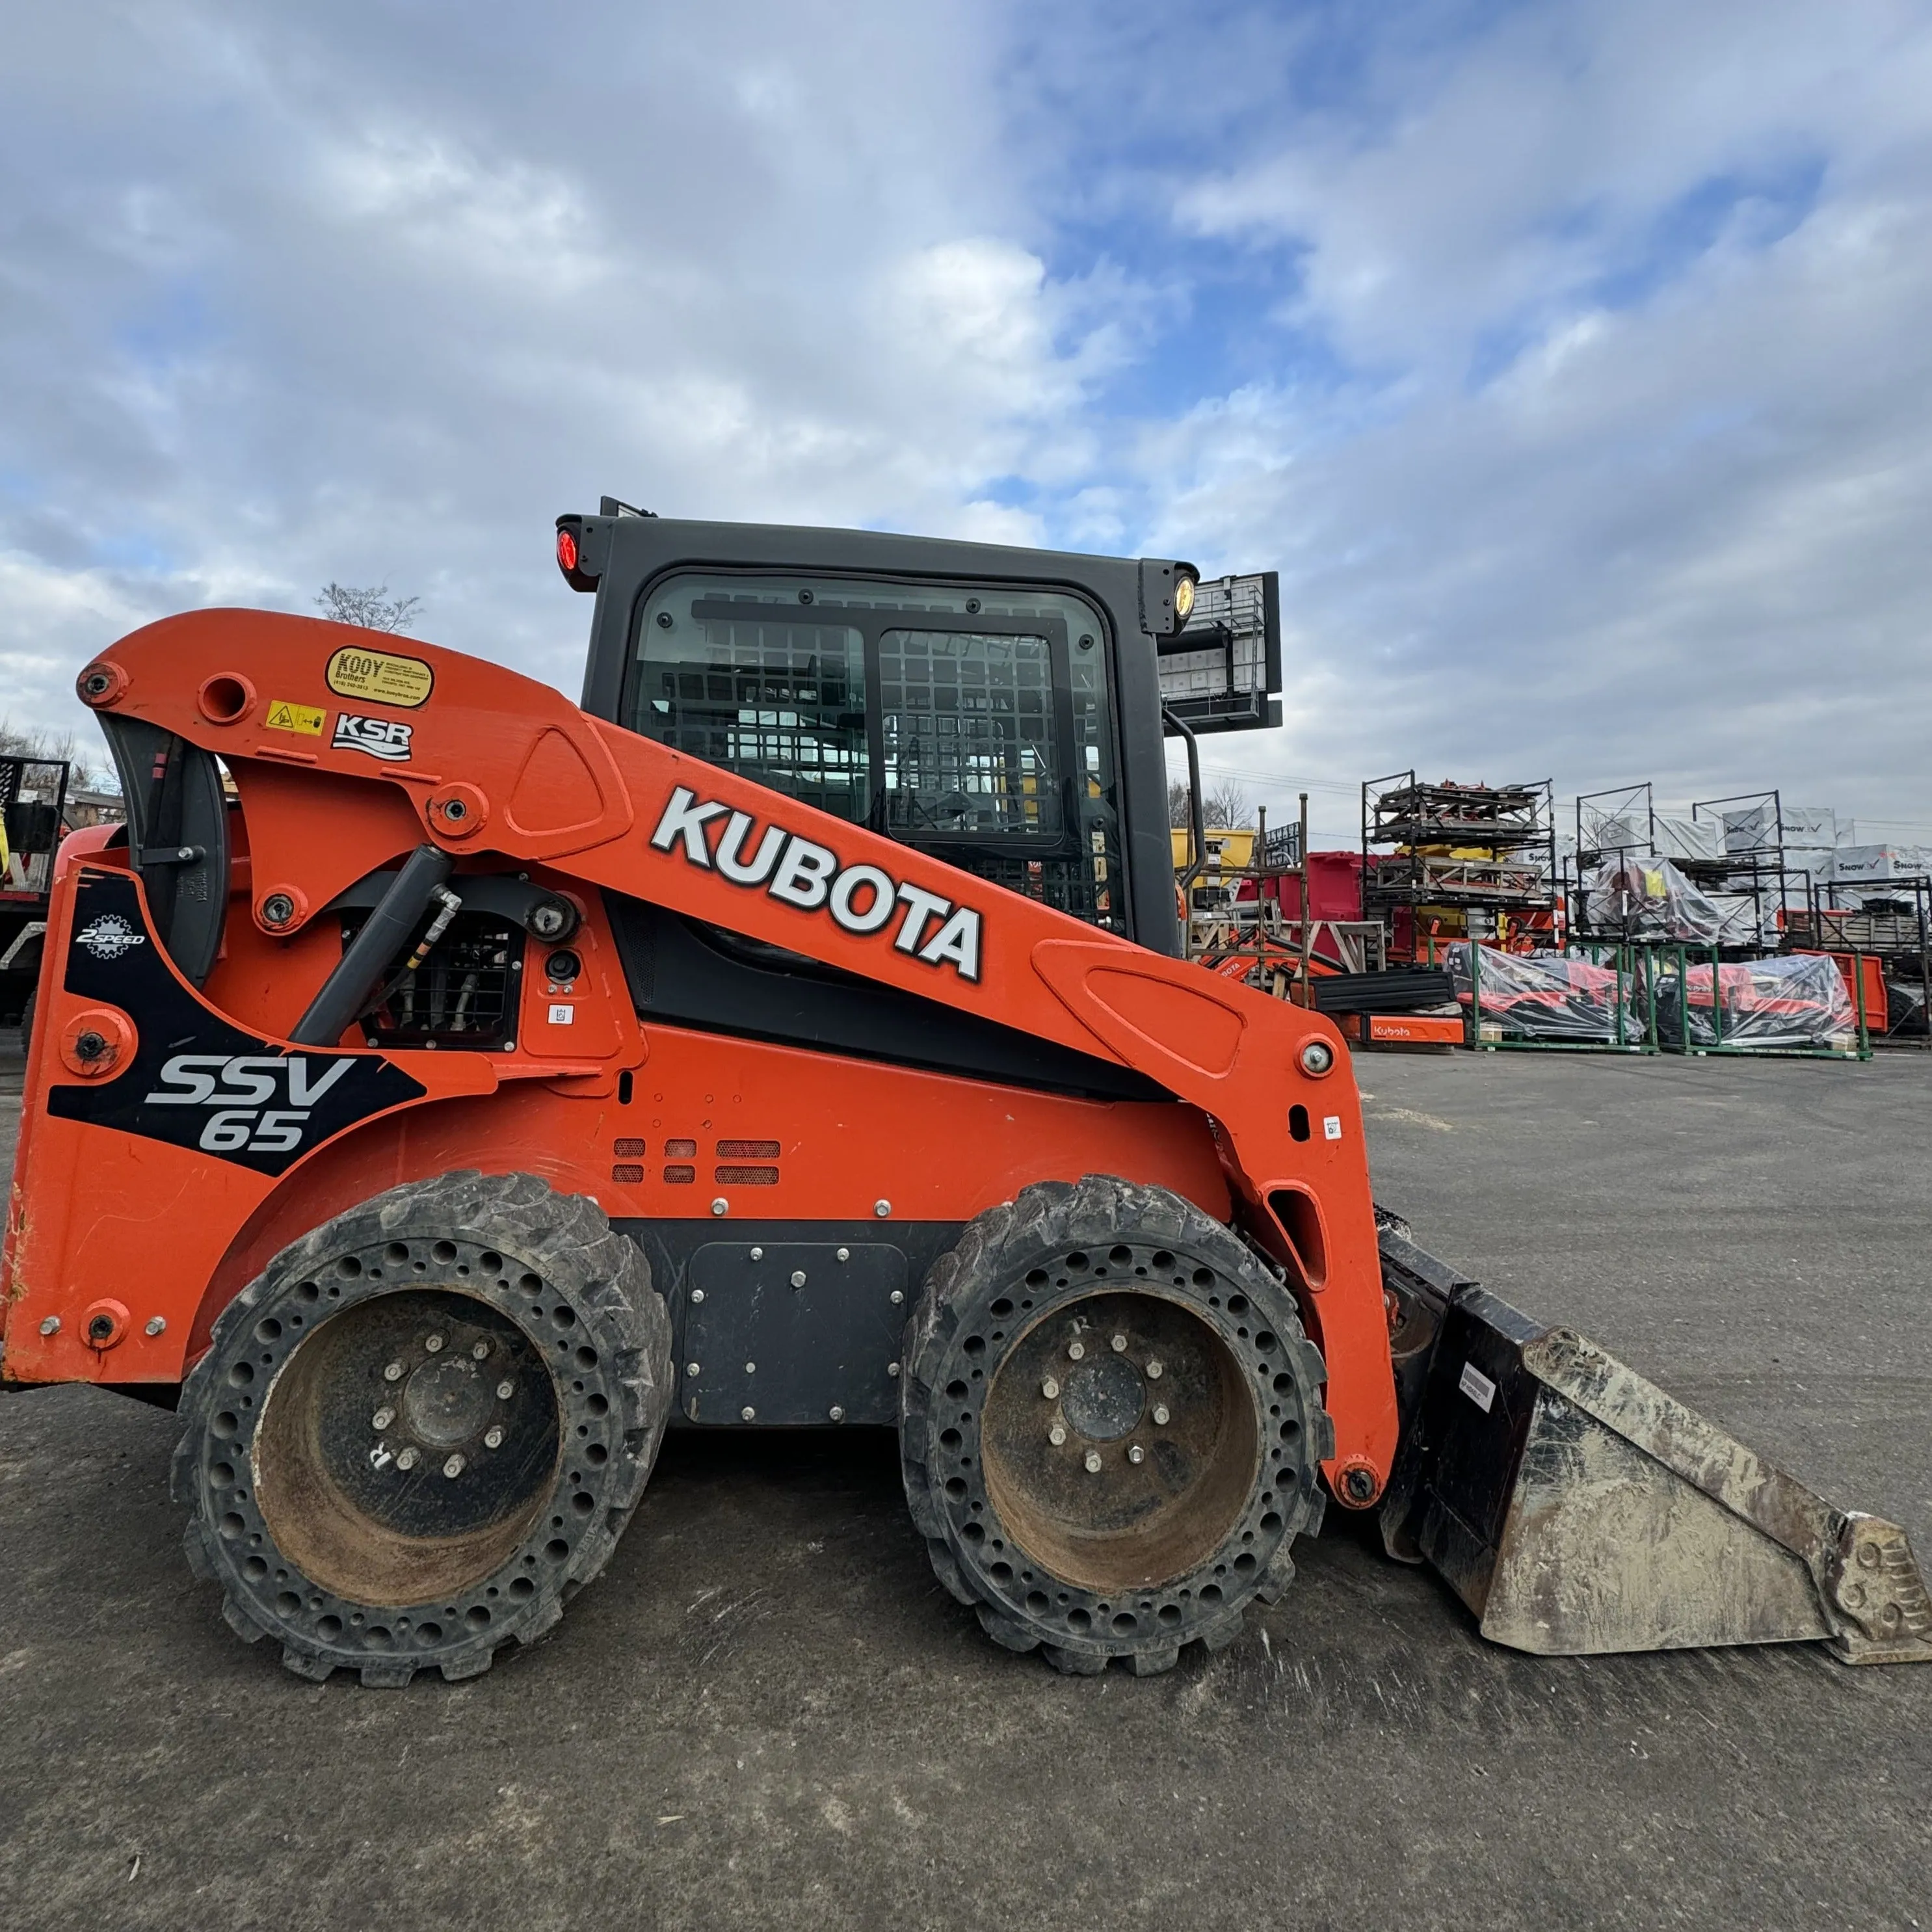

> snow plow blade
[1376,1228,1932,1663]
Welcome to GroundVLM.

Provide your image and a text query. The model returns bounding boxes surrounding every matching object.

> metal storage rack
[1677,791,1803,955]
[1788,871,1931,1047]
[1362,772,1558,954]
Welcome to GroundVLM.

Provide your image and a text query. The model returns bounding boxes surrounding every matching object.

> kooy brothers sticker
[650,786,983,982]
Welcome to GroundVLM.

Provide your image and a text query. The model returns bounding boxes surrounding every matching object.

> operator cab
[559,501,1283,960]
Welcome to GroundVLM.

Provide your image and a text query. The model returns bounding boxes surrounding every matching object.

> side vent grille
[716,1138,781,1185]
[607,1135,784,1187]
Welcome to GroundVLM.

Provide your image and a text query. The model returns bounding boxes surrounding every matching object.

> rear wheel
[900,1176,1333,1674]
[172,1170,672,1685]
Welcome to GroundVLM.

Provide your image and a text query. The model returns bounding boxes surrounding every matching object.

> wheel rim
[254,1290,559,1608]
[979,1290,1260,1593]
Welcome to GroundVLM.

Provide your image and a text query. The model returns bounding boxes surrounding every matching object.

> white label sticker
[1323,1115,1343,1141]
[547,1003,575,1025]
[1459,1360,1497,1413]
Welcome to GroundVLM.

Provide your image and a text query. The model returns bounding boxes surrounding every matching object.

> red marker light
[556,528,579,575]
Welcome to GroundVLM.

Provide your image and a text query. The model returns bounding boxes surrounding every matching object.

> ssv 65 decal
[145,1052,356,1154]
[46,869,427,1176]
[650,786,984,982]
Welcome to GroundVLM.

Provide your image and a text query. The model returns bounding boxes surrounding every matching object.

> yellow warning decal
[326,645,434,710]
[264,699,326,736]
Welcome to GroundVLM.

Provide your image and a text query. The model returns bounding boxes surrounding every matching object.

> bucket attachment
[1375,1225,1932,1664]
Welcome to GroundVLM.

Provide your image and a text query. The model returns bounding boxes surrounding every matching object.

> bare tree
[1171,776,1253,830]
[1204,778,1251,830]
[316,583,421,632]
[1,719,103,790]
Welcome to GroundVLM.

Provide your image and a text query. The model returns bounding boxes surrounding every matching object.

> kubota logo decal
[650,785,984,982]
[144,1053,355,1154]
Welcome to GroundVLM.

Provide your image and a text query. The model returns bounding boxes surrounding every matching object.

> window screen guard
[629,574,1126,932]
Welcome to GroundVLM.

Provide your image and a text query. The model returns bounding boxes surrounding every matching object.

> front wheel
[172,1171,672,1685]
[900,1176,1333,1675]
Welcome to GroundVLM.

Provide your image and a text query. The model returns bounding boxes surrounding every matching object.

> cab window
[629,573,1126,933]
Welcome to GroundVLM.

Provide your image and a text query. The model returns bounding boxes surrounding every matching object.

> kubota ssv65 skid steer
[3,507,1927,1684]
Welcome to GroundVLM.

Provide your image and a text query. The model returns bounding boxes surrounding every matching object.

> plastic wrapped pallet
[1830,844,1926,885]
[1651,812,1722,866]
[1708,893,1767,947]
[1884,977,1928,1038]
[1445,944,1641,1044]
[1584,855,1723,943]
[1652,953,1859,1052]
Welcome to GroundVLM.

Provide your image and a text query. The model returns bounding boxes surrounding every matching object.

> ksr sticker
[333,713,414,762]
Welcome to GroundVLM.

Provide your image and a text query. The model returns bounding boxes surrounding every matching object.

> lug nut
[424,1335,445,1355]
[1128,1444,1145,1465]
[471,1341,489,1360]
[1145,1360,1163,1381]
[443,1454,465,1478]
[396,1448,419,1470]
[384,1360,404,1382]
[371,1407,396,1431]
[1110,1333,1128,1353]
[1068,1340,1085,1361]
[1153,1404,1170,1425]
[1049,1424,1068,1446]
[496,1379,514,1400]
[1083,1451,1102,1474]
[484,1425,504,1449]
[1041,1377,1060,1400]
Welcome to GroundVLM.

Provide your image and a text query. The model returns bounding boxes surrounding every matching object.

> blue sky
[4,0,1931,847]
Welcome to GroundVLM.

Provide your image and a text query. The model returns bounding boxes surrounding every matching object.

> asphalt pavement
[2,1028,1928,1931]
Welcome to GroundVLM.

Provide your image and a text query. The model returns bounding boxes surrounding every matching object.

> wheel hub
[254,1289,560,1605]
[403,1351,497,1448]
[979,1290,1260,1593]
[1060,1353,1143,1441]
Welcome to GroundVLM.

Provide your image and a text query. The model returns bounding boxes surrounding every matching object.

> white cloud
[2,0,1930,843]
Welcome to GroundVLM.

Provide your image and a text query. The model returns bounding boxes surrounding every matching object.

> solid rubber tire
[172,1170,672,1685]
[900,1175,1334,1676]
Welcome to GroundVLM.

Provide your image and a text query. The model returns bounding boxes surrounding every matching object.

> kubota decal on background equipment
[649,785,985,982]
[45,869,425,1175]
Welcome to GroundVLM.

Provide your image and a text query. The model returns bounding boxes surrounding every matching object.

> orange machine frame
[1,611,1400,1500]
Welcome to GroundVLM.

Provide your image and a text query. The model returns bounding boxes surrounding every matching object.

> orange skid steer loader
[3,508,1927,1685]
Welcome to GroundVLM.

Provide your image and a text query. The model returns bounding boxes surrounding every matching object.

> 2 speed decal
[650,786,983,981]
[332,714,414,762]
[145,1053,356,1153]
